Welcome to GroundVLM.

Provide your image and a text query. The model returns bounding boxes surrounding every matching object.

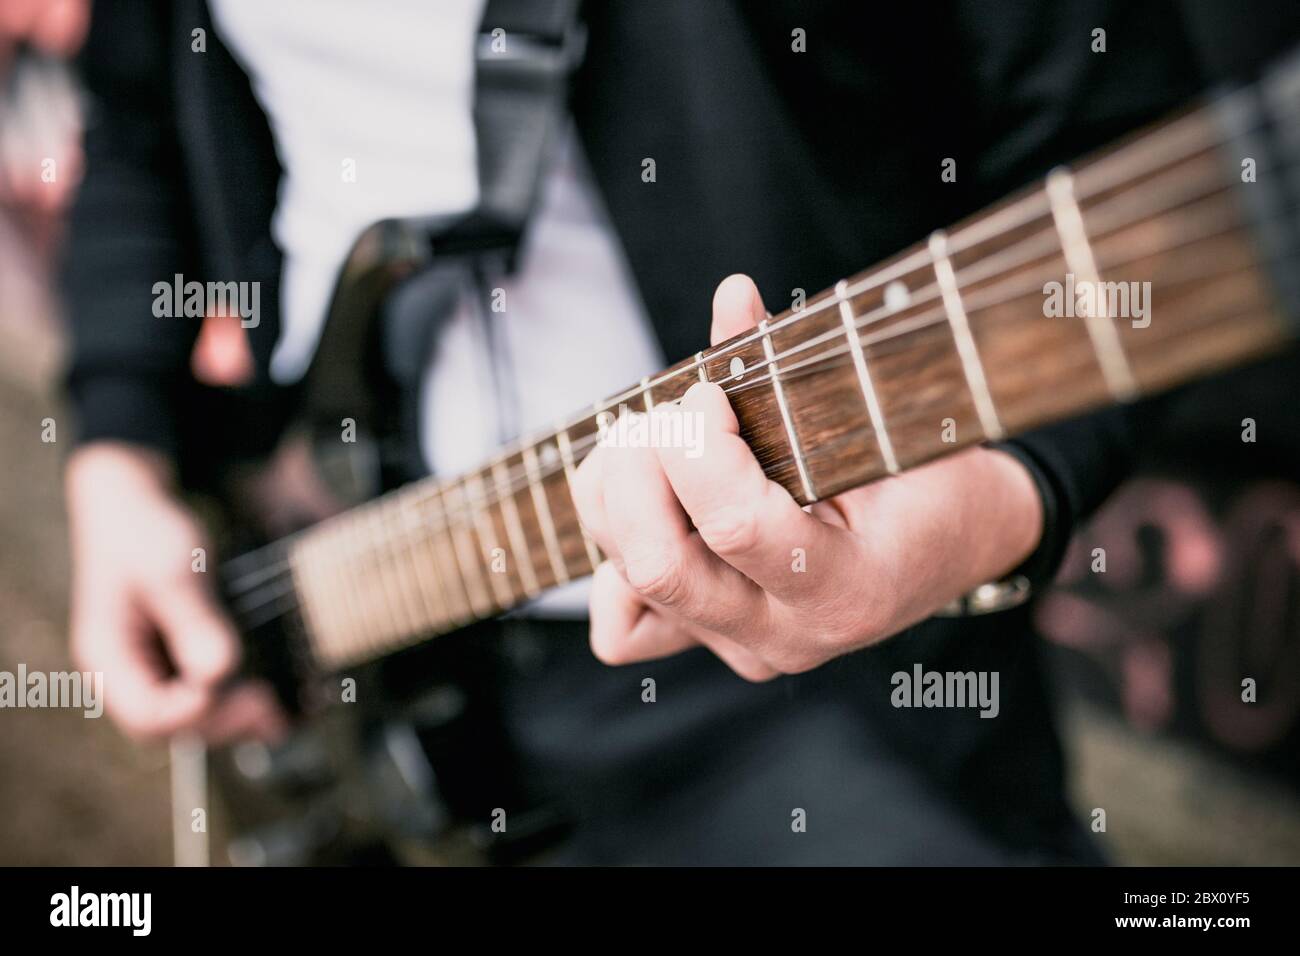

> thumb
[710,273,768,345]
[145,577,242,687]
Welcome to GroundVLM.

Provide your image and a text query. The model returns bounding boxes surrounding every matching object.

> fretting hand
[571,274,1044,679]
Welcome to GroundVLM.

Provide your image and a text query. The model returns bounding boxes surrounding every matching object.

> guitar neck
[277,66,1300,671]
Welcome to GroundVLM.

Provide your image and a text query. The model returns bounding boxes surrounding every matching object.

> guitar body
[204,220,543,866]
[208,622,534,866]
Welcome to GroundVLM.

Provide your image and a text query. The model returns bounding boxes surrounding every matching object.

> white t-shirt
[211,0,664,614]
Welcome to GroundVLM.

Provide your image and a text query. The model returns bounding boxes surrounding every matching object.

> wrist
[66,442,178,501]
[858,445,1046,635]
[919,447,1044,621]
[979,445,1045,576]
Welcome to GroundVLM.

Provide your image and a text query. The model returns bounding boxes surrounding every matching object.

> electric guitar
[207,52,1300,864]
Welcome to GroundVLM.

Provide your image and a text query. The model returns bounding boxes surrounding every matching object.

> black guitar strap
[472,0,587,252]
[380,0,587,483]
[376,3,590,859]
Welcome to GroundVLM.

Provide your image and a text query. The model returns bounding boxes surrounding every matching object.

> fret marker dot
[539,443,559,468]
[885,281,910,312]
[729,356,745,379]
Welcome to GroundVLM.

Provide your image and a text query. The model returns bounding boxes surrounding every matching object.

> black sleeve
[997,338,1300,592]
[61,1,199,461]
[995,405,1137,590]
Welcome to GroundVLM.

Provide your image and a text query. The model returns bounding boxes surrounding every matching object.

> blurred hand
[66,442,287,743]
[0,0,89,67]
[571,274,1045,680]
[0,0,88,219]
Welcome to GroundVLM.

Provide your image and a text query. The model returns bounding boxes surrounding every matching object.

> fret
[347,510,401,645]
[400,494,448,635]
[337,513,384,647]
[300,515,390,663]
[557,426,603,571]
[311,523,355,657]
[493,458,542,598]
[440,482,495,616]
[326,519,380,655]
[379,495,434,638]
[835,280,901,476]
[700,329,809,498]
[695,350,708,382]
[538,439,596,577]
[442,481,495,615]
[1045,169,1139,402]
[928,230,1005,440]
[759,318,818,501]
[425,488,474,623]
[390,493,442,634]
[522,442,571,586]
[1102,230,1285,392]
[464,471,515,607]
[483,482,529,601]
[288,537,334,660]
[641,376,654,411]
[644,355,700,405]
[368,504,422,640]
[404,493,456,633]
[940,187,1112,435]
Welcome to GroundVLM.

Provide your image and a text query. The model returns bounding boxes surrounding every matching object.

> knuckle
[111,706,168,744]
[766,647,817,676]
[762,622,836,675]
[818,612,864,652]
[69,642,94,675]
[623,547,687,607]
[846,592,895,647]
[190,631,241,682]
[160,548,201,585]
[589,630,631,667]
[69,617,111,674]
[696,502,763,557]
[734,660,780,683]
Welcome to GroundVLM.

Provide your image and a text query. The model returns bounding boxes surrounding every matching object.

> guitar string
[229,207,1287,639]
[515,102,1246,432]
[225,136,1283,605]
[311,270,1273,642]
[491,98,1299,460]
[243,247,1282,642]
[227,179,1293,631]
[224,101,1300,637]
[747,246,1274,394]
[726,211,1282,394]
[235,286,1276,639]
[265,95,1251,588]
[408,103,1251,478]
[302,132,1280,570]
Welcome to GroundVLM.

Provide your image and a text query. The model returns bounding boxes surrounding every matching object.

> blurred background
[2,4,1298,867]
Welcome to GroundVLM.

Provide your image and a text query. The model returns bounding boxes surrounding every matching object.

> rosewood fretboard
[240,58,1300,671]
